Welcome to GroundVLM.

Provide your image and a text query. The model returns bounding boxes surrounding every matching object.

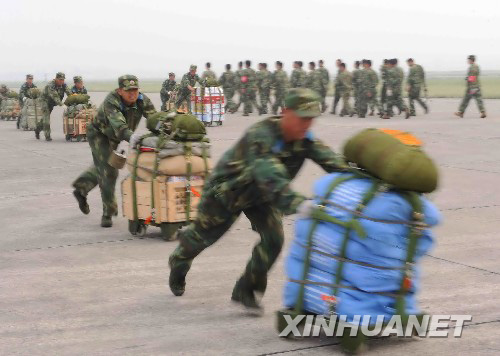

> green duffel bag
[28,88,41,99]
[64,94,90,106]
[171,114,206,141]
[146,111,177,134]
[343,128,439,193]
[7,91,19,99]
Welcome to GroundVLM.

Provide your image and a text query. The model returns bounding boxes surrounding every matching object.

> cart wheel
[65,134,71,141]
[128,220,146,236]
[160,223,182,241]
[137,224,147,237]
[76,136,82,142]
[203,122,209,127]
[218,121,223,126]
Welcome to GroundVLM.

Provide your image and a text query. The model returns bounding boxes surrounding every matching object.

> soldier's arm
[64,85,72,97]
[105,102,133,141]
[306,138,347,173]
[48,86,63,106]
[248,137,307,215]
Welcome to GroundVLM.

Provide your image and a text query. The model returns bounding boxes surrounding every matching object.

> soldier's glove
[296,199,317,219]
[129,132,142,149]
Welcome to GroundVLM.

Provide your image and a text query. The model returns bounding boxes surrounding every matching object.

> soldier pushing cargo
[176,65,201,113]
[72,75,156,228]
[168,88,346,310]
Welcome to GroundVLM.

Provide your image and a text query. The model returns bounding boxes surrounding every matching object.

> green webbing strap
[289,279,399,298]
[150,150,160,223]
[294,174,355,315]
[184,142,193,222]
[394,192,424,318]
[201,143,209,177]
[131,151,140,224]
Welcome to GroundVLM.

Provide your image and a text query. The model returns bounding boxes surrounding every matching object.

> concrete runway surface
[1,93,499,355]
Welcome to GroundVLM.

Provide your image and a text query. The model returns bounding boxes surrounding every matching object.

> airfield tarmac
[1,93,499,355]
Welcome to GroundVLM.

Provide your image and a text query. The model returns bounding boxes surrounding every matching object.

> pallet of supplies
[191,86,225,126]
[63,103,96,142]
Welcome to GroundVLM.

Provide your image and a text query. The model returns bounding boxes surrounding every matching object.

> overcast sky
[0,0,498,81]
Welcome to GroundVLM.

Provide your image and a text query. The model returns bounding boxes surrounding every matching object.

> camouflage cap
[56,72,65,79]
[26,74,34,79]
[118,74,139,90]
[169,72,175,76]
[284,88,321,118]
[468,55,476,61]
[189,65,197,71]
[73,76,83,83]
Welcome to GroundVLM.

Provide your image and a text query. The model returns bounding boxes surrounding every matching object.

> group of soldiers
[0,73,88,140]
[158,58,431,120]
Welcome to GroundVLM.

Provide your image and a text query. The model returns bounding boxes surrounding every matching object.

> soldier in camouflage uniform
[330,59,342,114]
[337,63,354,117]
[382,59,410,119]
[290,61,307,88]
[219,64,237,112]
[305,62,324,102]
[19,74,37,106]
[455,55,486,118]
[406,58,428,116]
[317,60,329,113]
[271,61,289,115]
[351,61,362,116]
[0,85,8,120]
[233,60,260,116]
[201,62,216,81]
[379,59,389,115]
[72,75,156,228]
[256,63,272,114]
[71,76,88,94]
[357,60,379,118]
[176,65,201,113]
[35,72,71,141]
[160,72,176,111]
[168,88,346,309]
[18,74,37,129]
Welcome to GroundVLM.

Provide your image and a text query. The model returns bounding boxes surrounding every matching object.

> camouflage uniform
[365,68,380,115]
[384,67,407,116]
[234,67,259,115]
[73,76,156,218]
[338,70,353,116]
[330,70,341,114]
[169,92,345,302]
[176,68,201,112]
[37,73,72,140]
[357,68,377,117]
[407,64,427,115]
[458,63,485,115]
[305,69,324,98]
[160,77,177,111]
[379,64,388,112]
[271,69,289,115]
[201,70,216,80]
[19,81,37,107]
[290,68,307,88]
[71,85,88,94]
[256,68,272,114]
[352,67,362,115]
[317,66,329,112]
[219,70,237,111]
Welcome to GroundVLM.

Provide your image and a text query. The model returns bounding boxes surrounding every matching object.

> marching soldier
[256,63,272,115]
[317,60,329,113]
[168,88,346,309]
[271,61,289,115]
[233,60,259,116]
[160,72,177,111]
[290,61,307,88]
[18,74,37,129]
[455,55,486,118]
[72,75,156,228]
[352,61,362,115]
[330,59,342,114]
[382,59,410,119]
[305,62,324,101]
[71,76,88,94]
[218,64,237,112]
[35,72,71,141]
[337,63,354,117]
[406,58,428,116]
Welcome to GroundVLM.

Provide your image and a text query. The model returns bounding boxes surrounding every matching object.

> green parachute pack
[343,128,439,193]
[204,78,220,87]
[6,91,19,99]
[64,94,90,106]
[171,114,206,141]
[28,88,41,99]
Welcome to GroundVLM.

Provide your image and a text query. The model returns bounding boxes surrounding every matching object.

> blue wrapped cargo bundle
[283,172,441,324]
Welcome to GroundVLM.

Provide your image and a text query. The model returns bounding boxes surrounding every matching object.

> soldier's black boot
[168,255,188,296]
[35,129,40,140]
[45,134,52,141]
[101,216,112,228]
[231,277,262,312]
[73,190,90,215]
